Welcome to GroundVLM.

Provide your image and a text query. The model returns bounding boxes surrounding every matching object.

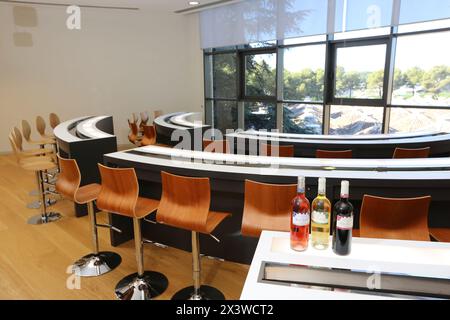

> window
[333,42,387,102]
[392,31,450,107]
[389,108,450,133]
[244,102,277,130]
[283,44,326,102]
[243,51,277,98]
[283,104,323,134]
[330,105,383,135]
[213,101,238,132]
[213,53,237,99]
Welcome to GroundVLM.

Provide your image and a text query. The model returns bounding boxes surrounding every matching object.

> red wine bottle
[290,176,310,251]
[332,181,353,256]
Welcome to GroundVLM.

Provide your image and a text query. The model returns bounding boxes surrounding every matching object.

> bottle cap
[341,180,349,198]
[297,176,305,193]
[318,177,326,194]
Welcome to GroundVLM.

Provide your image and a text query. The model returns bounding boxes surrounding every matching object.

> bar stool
[128,120,141,146]
[241,180,296,237]
[203,139,230,154]
[141,125,156,146]
[12,128,57,209]
[96,164,168,300]
[139,112,149,130]
[9,134,61,224]
[316,149,353,158]
[56,156,121,277]
[360,195,431,241]
[393,147,430,158]
[157,171,231,300]
[260,143,294,157]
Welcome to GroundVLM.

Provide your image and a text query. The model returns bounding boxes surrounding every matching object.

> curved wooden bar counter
[104,145,450,264]
[55,116,117,216]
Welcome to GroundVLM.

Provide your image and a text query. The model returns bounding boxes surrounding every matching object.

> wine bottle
[290,176,310,251]
[311,177,331,250]
[332,180,354,256]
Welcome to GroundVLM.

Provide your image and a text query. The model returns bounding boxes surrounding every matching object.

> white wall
[0,4,204,152]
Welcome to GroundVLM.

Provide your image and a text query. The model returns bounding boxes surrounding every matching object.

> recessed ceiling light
[189,1,200,5]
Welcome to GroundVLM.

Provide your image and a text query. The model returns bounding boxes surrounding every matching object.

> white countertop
[54,115,114,142]
[240,231,450,300]
[75,116,114,139]
[104,145,450,180]
[237,129,442,141]
[170,112,204,128]
[227,131,450,145]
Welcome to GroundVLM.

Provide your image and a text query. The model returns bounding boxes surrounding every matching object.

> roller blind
[199,0,328,49]
[200,0,450,49]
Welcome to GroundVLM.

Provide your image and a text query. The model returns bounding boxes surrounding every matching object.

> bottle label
[293,211,310,227]
[337,215,353,230]
[312,210,329,224]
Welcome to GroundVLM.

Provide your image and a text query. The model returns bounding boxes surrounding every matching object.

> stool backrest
[8,133,21,163]
[316,149,353,159]
[36,116,47,137]
[128,121,139,144]
[49,113,61,129]
[360,195,431,241]
[203,139,230,154]
[393,147,430,159]
[139,112,149,128]
[13,127,24,151]
[21,120,33,142]
[141,125,156,146]
[55,156,81,203]
[242,180,296,237]
[157,171,210,232]
[97,164,139,218]
[260,143,294,157]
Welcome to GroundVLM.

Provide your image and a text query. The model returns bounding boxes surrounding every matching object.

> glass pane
[245,53,277,97]
[389,108,450,133]
[392,32,450,107]
[204,55,213,99]
[335,0,393,32]
[283,44,326,101]
[330,105,383,135]
[282,34,326,46]
[399,0,450,26]
[335,44,387,99]
[244,102,277,130]
[214,101,238,132]
[334,27,390,40]
[213,53,237,99]
[397,19,450,33]
[283,104,323,134]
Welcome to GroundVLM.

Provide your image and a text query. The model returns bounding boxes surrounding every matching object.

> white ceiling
[4,0,222,12]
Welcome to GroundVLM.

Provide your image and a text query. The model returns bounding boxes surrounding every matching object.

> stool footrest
[96,223,122,233]
[142,238,168,248]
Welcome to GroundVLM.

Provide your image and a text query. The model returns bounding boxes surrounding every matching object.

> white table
[240,231,450,300]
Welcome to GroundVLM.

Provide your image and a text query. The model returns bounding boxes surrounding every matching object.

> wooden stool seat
[429,228,450,242]
[206,211,231,234]
[21,160,56,172]
[360,195,431,241]
[242,180,296,237]
[75,184,102,204]
[393,147,430,158]
[141,125,156,146]
[260,143,294,157]
[316,149,353,158]
[135,197,160,219]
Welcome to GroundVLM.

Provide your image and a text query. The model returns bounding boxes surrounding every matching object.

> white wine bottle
[311,177,331,250]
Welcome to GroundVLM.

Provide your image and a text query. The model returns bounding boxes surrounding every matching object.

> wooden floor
[0,154,249,300]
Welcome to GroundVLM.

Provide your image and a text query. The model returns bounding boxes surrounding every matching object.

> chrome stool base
[172,285,225,300]
[27,212,62,225]
[72,252,121,277]
[27,198,57,209]
[115,271,168,300]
